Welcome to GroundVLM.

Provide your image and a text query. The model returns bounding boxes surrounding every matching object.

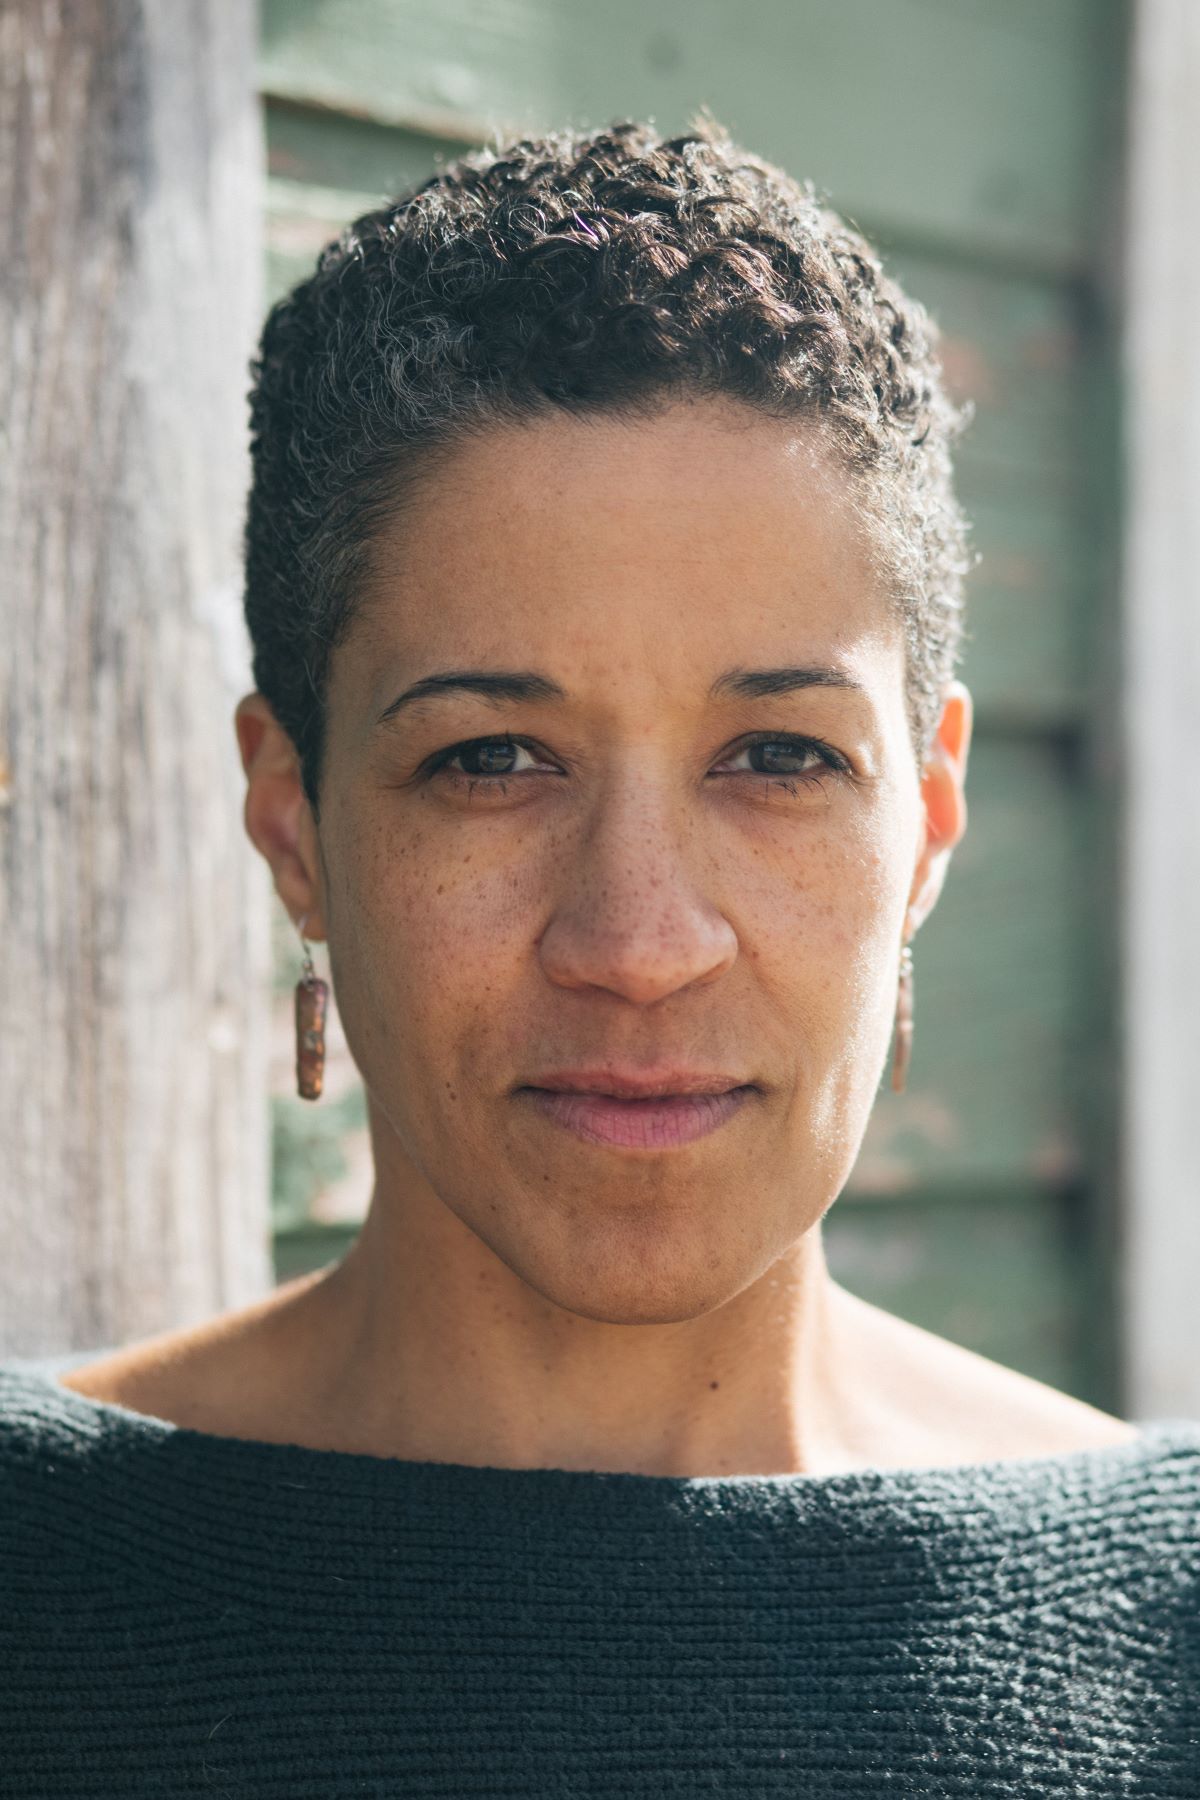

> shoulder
[827,1283,1143,1468]
[49,1268,332,1443]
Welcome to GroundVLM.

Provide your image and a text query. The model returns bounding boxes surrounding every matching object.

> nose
[537,777,739,1006]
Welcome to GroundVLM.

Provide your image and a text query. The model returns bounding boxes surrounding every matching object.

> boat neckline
[8,1352,1194,1497]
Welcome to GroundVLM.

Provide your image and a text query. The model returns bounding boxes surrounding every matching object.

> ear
[906,681,972,936]
[234,693,327,939]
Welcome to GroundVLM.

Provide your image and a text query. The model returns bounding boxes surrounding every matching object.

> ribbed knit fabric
[2,1355,1200,1798]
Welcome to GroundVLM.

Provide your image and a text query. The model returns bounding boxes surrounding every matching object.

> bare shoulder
[56,1269,330,1440]
[831,1282,1140,1467]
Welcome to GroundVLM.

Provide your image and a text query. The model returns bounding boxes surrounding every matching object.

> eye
[420,734,561,799]
[428,735,552,780]
[714,733,848,783]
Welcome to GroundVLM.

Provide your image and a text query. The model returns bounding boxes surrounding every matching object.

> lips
[524,1069,750,1100]
[515,1069,758,1151]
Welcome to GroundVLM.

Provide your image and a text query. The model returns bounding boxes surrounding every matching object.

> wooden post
[1120,0,1200,1417]
[0,0,272,1355]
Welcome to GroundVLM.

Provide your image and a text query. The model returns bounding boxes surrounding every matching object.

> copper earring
[890,938,914,1094]
[294,913,329,1101]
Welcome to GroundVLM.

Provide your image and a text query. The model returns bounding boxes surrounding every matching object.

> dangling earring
[890,937,914,1094]
[294,912,329,1101]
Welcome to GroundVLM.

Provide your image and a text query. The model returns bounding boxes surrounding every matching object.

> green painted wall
[257,0,1130,1407]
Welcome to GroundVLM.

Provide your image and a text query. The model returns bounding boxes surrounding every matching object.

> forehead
[346,398,904,705]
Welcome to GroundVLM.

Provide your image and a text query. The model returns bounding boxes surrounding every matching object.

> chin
[510,1216,767,1327]
[542,1280,733,1328]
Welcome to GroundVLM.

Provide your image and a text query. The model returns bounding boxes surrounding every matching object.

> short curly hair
[244,114,971,817]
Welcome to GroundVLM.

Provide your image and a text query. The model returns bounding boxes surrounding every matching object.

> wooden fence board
[260,0,1126,272]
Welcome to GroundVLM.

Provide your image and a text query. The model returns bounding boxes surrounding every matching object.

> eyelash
[421,732,851,796]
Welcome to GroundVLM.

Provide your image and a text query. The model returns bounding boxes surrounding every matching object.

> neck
[286,1148,878,1481]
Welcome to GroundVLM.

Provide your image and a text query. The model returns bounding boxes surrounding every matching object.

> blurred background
[4,0,1197,1422]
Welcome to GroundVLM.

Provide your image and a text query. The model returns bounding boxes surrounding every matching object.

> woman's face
[299,398,967,1323]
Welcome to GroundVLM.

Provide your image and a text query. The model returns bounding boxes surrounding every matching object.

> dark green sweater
[3,1354,1199,1798]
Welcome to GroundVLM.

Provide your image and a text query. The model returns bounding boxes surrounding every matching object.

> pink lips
[518,1071,756,1151]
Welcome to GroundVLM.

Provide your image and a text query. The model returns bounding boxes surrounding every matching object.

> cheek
[733,800,911,1010]
[330,806,544,1072]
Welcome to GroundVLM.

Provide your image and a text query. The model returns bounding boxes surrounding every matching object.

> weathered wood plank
[266,96,470,196]
[260,0,1127,272]
[824,1185,1108,1404]
[954,492,1093,726]
[892,251,1087,495]
[1119,0,1200,1420]
[852,735,1087,1194]
[0,0,272,1355]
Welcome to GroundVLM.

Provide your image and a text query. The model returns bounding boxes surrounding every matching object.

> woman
[4,117,1197,1797]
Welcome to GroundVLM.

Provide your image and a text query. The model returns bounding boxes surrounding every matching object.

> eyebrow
[709,665,868,701]
[375,663,866,727]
